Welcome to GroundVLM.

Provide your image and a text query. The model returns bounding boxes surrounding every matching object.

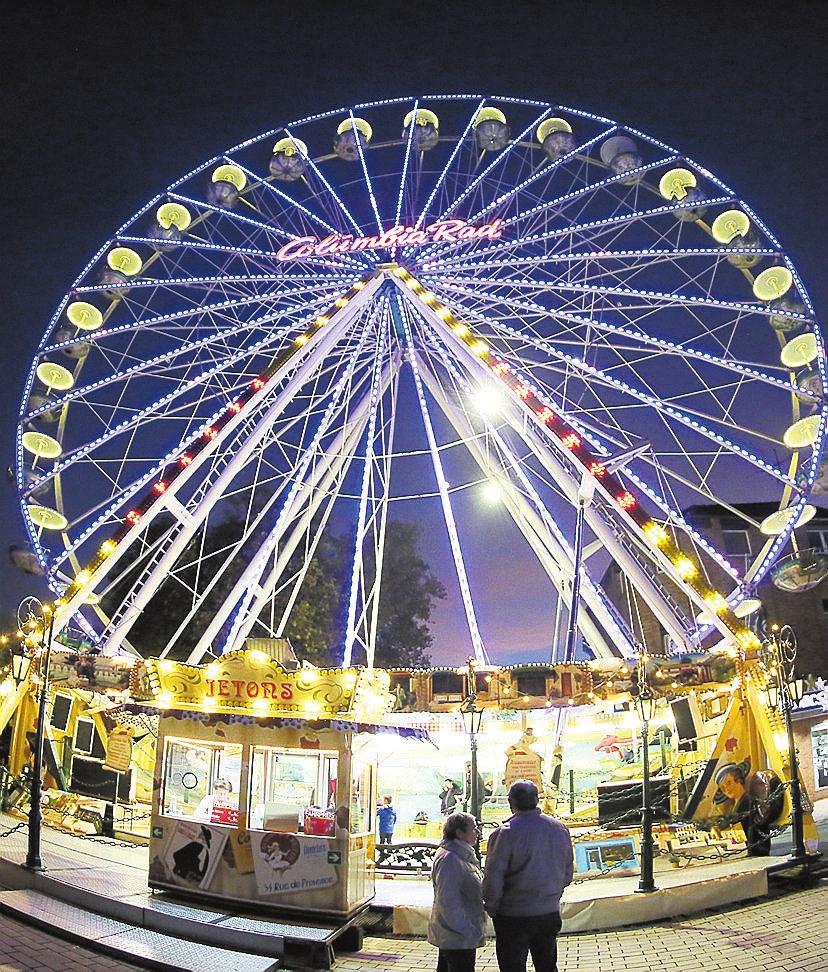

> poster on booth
[156,819,228,890]
[251,832,339,897]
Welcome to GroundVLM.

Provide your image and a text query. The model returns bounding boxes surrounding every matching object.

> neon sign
[275,218,504,261]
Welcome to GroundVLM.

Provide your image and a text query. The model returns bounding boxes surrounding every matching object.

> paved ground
[0,909,147,972]
[0,880,825,971]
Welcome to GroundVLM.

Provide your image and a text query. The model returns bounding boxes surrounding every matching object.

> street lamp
[760,623,812,864]
[459,661,485,857]
[11,645,33,684]
[633,656,657,893]
[18,596,57,873]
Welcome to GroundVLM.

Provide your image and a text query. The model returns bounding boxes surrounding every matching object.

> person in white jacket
[427,811,486,972]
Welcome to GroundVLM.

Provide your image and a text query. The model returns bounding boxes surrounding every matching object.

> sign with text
[275,218,504,261]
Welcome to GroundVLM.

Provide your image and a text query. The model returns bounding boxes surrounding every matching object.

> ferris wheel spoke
[426,275,798,399]
[408,97,487,234]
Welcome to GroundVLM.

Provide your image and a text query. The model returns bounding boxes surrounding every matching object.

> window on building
[807,522,828,551]
[431,671,464,702]
[722,528,751,571]
[812,726,828,789]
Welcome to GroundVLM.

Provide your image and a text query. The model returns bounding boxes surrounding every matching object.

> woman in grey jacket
[427,811,486,972]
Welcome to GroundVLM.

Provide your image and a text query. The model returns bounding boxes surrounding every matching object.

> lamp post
[18,596,57,873]
[760,623,810,864]
[633,656,657,893]
[459,661,485,858]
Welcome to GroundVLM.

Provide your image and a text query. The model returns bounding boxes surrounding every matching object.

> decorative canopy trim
[120,702,435,744]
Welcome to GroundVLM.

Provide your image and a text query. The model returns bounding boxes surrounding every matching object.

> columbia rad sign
[275,218,504,261]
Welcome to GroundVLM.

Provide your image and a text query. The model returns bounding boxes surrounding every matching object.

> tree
[98,506,445,669]
[370,521,446,669]
[269,533,348,667]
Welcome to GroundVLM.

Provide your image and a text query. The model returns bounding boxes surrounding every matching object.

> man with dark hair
[483,779,573,972]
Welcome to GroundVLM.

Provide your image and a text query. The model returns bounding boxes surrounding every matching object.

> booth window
[349,756,373,834]
[161,737,242,819]
[249,745,338,833]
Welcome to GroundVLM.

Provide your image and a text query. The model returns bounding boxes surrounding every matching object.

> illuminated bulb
[335,297,348,307]
[248,650,270,664]
[473,340,489,356]
[473,386,504,415]
[643,522,669,547]
[704,592,728,613]
[252,698,269,712]
[453,323,469,337]
[205,663,220,678]
[437,307,452,320]
[674,556,697,580]
[482,481,503,502]
[75,570,91,584]
[156,692,173,708]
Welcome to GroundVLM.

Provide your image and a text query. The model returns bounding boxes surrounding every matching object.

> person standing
[483,779,573,972]
[439,778,462,815]
[427,811,486,972]
[193,779,235,823]
[376,794,397,844]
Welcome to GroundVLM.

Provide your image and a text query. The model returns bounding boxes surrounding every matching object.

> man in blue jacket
[483,779,573,972]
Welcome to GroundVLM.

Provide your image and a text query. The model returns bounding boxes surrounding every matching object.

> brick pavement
[0,910,146,972]
[0,882,825,971]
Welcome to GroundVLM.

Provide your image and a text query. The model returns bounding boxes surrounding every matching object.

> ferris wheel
[16,94,826,667]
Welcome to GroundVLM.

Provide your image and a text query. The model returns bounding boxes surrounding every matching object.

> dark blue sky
[2,2,825,659]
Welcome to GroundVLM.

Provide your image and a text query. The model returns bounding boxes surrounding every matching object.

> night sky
[2,2,825,662]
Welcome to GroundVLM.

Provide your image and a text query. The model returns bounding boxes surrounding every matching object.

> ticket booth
[130,649,409,918]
